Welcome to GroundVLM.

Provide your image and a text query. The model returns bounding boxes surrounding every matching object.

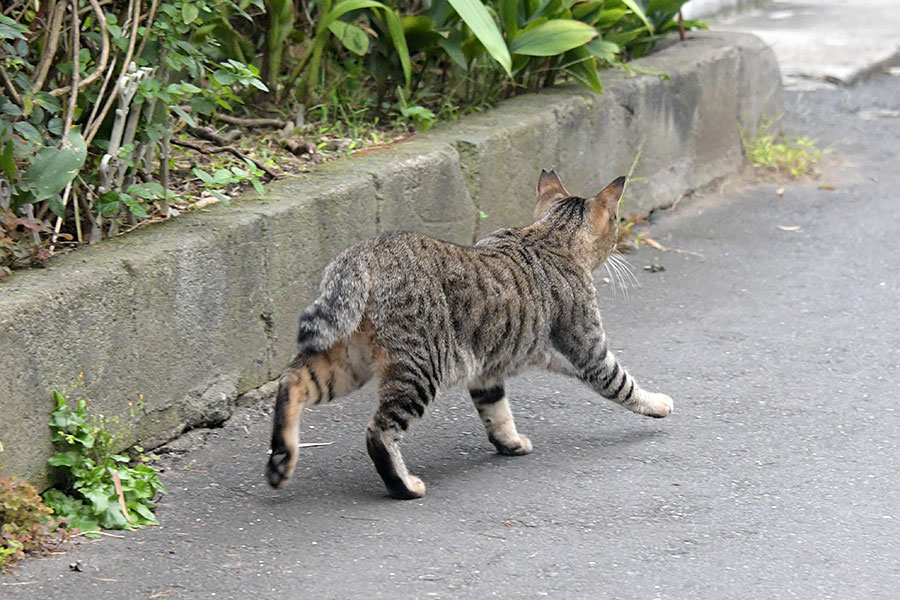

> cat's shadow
[263,424,670,506]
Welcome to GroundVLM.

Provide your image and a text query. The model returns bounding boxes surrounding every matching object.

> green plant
[0,441,65,572]
[43,391,166,534]
[0,0,267,274]
[192,157,266,203]
[743,127,821,179]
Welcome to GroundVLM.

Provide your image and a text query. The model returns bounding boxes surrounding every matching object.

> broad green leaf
[132,502,158,523]
[564,47,603,93]
[445,0,512,76]
[212,169,233,184]
[585,37,620,62]
[48,194,65,217]
[1,138,15,179]
[328,20,369,56]
[401,14,435,36]
[123,195,149,218]
[69,516,101,532]
[209,189,230,205]
[438,31,469,70]
[21,130,86,203]
[192,167,214,185]
[13,121,43,145]
[647,0,689,14]
[211,69,236,86]
[142,182,166,197]
[621,0,654,33]
[48,451,79,467]
[170,105,196,127]
[182,3,199,24]
[0,15,28,41]
[82,488,111,514]
[590,8,626,27]
[316,1,411,84]
[97,191,121,216]
[382,8,412,85]
[510,20,598,56]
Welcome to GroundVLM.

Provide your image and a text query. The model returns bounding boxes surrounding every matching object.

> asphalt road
[3,73,899,600]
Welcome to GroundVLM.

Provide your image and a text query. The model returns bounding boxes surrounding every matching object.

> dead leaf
[777,225,802,231]
[642,237,667,251]
[112,470,133,524]
[818,185,836,191]
[643,264,666,273]
[776,186,785,196]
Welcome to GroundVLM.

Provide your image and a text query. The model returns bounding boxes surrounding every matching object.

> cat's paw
[639,392,673,418]
[265,449,296,488]
[388,475,426,500]
[492,433,533,456]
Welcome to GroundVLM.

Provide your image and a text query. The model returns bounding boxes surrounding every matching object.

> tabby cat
[266,170,673,499]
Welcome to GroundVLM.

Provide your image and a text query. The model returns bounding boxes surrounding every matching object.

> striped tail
[296,247,372,354]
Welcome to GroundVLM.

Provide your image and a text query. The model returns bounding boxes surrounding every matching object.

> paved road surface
[3,73,899,600]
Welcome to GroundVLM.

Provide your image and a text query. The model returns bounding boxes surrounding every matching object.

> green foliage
[0,474,63,571]
[43,391,166,534]
[1,0,700,277]
[193,158,266,203]
[0,0,267,275]
[743,128,822,179]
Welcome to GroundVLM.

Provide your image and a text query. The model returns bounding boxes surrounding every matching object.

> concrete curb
[0,31,782,487]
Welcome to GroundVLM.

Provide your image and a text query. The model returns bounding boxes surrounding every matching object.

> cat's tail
[296,244,373,354]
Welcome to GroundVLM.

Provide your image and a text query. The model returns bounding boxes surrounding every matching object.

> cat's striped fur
[266,170,673,499]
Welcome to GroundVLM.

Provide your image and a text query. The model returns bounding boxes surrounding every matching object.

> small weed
[743,127,822,179]
[43,391,166,535]
[193,158,266,204]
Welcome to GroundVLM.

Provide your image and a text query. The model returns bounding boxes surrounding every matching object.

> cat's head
[534,170,626,269]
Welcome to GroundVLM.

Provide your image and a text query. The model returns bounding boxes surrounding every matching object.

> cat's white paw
[638,392,673,418]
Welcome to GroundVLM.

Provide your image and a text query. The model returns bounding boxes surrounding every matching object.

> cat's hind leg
[365,365,439,499]
[469,381,532,456]
[266,333,373,488]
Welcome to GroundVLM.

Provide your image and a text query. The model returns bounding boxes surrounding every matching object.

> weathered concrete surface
[711,0,900,90]
[0,32,781,487]
[433,32,782,236]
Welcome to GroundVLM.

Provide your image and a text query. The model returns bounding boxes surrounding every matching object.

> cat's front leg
[554,324,673,418]
[468,381,532,456]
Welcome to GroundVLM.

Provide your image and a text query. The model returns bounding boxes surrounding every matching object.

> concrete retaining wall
[0,32,782,487]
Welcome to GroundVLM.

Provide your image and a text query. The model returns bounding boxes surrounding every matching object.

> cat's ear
[534,169,570,220]
[588,176,627,230]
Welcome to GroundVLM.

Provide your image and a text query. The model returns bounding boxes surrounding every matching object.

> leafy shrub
[43,391,166,533]
[0,0,266,274]
[0,0,698,276]
[0,459,65,571]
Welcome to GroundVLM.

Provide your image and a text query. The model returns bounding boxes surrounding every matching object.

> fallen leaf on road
[643,237,666,251]
[776,186,785,196]
[818,185,836,191]
[778,225,802,231]
[644,264,666,273]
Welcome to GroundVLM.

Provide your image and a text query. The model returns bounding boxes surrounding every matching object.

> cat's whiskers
[605,258,629,300]
[609,253,641,289]
[603,262,621,299]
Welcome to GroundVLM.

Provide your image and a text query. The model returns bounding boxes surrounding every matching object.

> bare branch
[30,0,67,94]
[84,0,142,146]
[49,0,110,96]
